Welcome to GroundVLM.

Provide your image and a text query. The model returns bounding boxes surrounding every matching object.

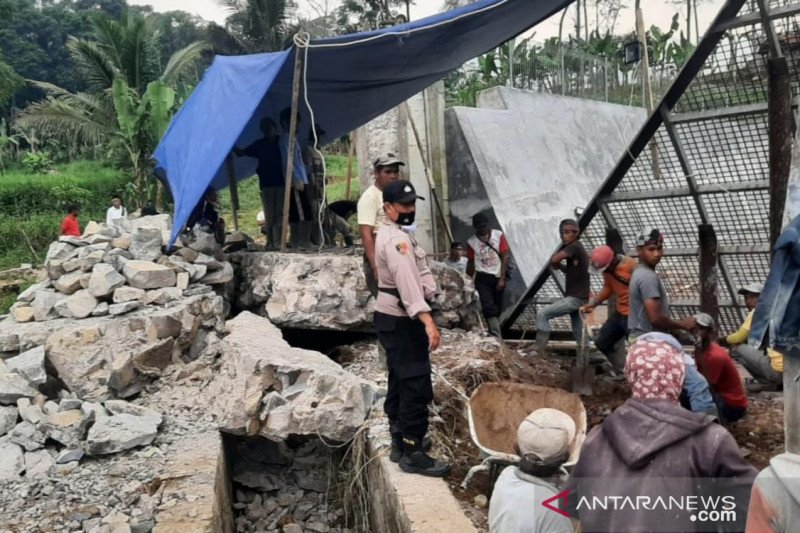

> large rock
[194,254,222,271]
[199,261,233,285]
[0,441,24,481]
[40,409,93,447]
[208,312,375,442]
[82,220,101,237]
[17,280,52,303]
[188,230,219,255]
[0,406,19,436]
[113,286,145,303]
[144,287,182,305]
[104,400,162,426]
[6,346,47,386]
[10,305,35,323]
[17,398,44,424]
[54,289,98,319]
[0,332,19,353]
[79,250,106,272]
[9,421,46,451]
[53,271,85,295]
[88,263,127,297]
[130,228,163,262]
[46,242,76,261]
[31,290,64,321]
[233,252,479,331]
[131,214,171,232]
[123,261,176,290]
[85,414,158,455]
[24,449,54,480]
[0,373,38,405]
[109,301,143,316]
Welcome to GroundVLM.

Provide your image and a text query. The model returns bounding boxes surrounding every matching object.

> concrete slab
[446,87,646,317]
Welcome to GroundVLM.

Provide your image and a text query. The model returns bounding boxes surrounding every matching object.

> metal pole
[508,38,515,88]
[768,56,792,251]
[604,58,609,102]
[225,154,240,232]
[698,224,719,324]
[280,46,304,252]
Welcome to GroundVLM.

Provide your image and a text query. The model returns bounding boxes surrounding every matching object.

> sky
[128,0,726,42]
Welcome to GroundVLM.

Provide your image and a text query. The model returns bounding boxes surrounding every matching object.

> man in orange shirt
[580,245,637,364]
[60,205,80,237]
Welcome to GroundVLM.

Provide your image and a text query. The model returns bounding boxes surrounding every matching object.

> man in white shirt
[106,195,127,226]
[444,242,468,273]
[489,408,575,533]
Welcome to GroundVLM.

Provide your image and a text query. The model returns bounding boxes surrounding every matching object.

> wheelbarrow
[460,382,587,491]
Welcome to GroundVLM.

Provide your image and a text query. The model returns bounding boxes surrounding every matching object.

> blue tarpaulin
[154,0,572,245]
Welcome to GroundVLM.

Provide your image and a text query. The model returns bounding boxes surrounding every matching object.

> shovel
[571,314,595,396]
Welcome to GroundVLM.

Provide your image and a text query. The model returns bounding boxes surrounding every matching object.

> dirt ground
[430,338,785,531]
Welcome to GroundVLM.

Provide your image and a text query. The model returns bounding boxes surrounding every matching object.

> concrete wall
[446,87,647,316]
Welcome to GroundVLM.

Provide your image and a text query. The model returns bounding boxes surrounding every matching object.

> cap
[590,245,615,272]
[636,227,664,247]
[693,312,715,329]
[737,283,764,295]
[373,153,405,168]
[383,179,425,204]
[472,212,490,230]
[517,408,576,463]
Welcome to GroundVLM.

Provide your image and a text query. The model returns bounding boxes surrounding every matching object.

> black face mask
[396,210,416,226]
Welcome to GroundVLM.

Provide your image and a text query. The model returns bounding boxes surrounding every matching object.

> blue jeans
[682,363,718,415]
[536,296,586,342]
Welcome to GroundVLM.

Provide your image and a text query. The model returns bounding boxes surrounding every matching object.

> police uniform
[373,180,450,477]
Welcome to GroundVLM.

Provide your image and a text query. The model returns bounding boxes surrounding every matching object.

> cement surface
[446,87,646,317]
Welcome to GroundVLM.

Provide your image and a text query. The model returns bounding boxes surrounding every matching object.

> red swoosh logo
[542,489,571,518]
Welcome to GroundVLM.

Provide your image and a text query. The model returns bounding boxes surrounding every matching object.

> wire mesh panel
[506,0,800,339]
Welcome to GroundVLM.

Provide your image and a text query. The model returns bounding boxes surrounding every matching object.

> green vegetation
[0,160,126,269]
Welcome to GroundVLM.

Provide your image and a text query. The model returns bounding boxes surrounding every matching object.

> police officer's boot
[390,430,433,463]
[535,331,550,355]
[399,437,451,477]
[487,317,502,337]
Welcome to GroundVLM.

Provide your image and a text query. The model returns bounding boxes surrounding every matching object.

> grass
[218,153,361,241]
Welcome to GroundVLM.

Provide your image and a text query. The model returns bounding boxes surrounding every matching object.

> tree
[16,10,206,207]
[0,50,23,112]
[205,0,298,54]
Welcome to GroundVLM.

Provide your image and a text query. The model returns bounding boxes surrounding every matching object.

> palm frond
[204,23,248,55]
[160,41,209,85]
[67,37,119,93]
[88,13,126,71]
[120,13,151,92]
[15,98,116,147]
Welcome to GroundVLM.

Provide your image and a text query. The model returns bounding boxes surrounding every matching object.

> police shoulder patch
[394,241,409,255]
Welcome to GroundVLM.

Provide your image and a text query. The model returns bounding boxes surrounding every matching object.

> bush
[20,151,54,174]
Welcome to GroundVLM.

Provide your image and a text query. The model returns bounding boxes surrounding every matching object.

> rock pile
[230,437,348,533]
[9,215,233,324]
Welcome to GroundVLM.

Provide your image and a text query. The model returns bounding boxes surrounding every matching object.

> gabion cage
[506,0,796,337]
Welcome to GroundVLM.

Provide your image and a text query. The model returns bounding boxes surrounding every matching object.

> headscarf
[625,335,686,402]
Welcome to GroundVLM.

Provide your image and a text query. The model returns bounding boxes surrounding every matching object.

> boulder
[40,409,93,447]
[130,228,163,262]
[172,247,198,263]
[85,414,158,455]
[113,217,133,234]
[207,312,375,442]
[6,346,47,386]
[130,338,174,375]
[92,302,110,316]
[17,280,52,303]
[24,449,54,480]
[0,373,38,405]
[80,250,106,272]
[17,398,44,424]
[144,287,182,305]
[53,271,85,295]
[176,272,189,291]
[0,333,19,353]
[188,230,219,255]
[31,290,64,321]
[223,231,249,253]
[9,421,46,451]
[46,242,76,261]
[54,289,98,319]
[62,257,83,273]
[104,400,162,426]
[83,233,113,245]
[109,301,143,316]
[131,214,171,232]
[200,261,233,285]
[0,441,24,481]
[194,253,222,271]
[147,312,182,340]
[0,405,19,436]
[123,261,176,290]
[113,286,145,303]
[44,258,66,280]
[88,264,127,297]
[108,353,136,394]
[82,221,101,237]
[45,325,105,399]
[42,400,58,415]
[104,248,133,272]
[59,398,82,411]
[10,305,35,323]
[111,235,132,250]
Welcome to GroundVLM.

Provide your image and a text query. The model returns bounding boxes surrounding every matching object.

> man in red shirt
[60,205,81,237]
[692,312,748,424]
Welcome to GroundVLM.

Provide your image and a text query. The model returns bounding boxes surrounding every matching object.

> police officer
[374,179,451,477]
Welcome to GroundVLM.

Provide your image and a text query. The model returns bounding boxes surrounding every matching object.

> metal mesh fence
[508,0,797,337]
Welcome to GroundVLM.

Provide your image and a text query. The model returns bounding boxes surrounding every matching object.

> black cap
[472,212,490,229]
[383,180,425,204]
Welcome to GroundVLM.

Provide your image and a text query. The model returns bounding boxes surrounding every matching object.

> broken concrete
[85,414,158,455]
[123,261,176,290]
[6,345,47,386]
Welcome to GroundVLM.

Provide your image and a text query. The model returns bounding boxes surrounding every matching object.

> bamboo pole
[225,154,240,232]
[280,47,305,252]
[345,131,355,201]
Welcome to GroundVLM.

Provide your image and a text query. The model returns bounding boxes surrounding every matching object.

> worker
[303,125,327,246]
[60,204,81,237]
[691,312,748,424]
[466,213,510,337]
[565,335,757,532]
[105,195,127,226]
[186,187,225,245]
[374,179,450,477]
[535,219,589,353]
[357,153,403,294]
[488,408,575,533]
[580,245,637,365]
[746,454,800,532]
[445,242,468,274]
[625,228,718,415]
[234,117,284,249]
[723,283,783,389]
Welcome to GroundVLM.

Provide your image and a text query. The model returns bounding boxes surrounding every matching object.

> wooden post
[698,224,719,324]
[345,131,355,201]
[280,47,305,252]
[635,0,662,180]
[225,154,239,232]
[769,56,793,251]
